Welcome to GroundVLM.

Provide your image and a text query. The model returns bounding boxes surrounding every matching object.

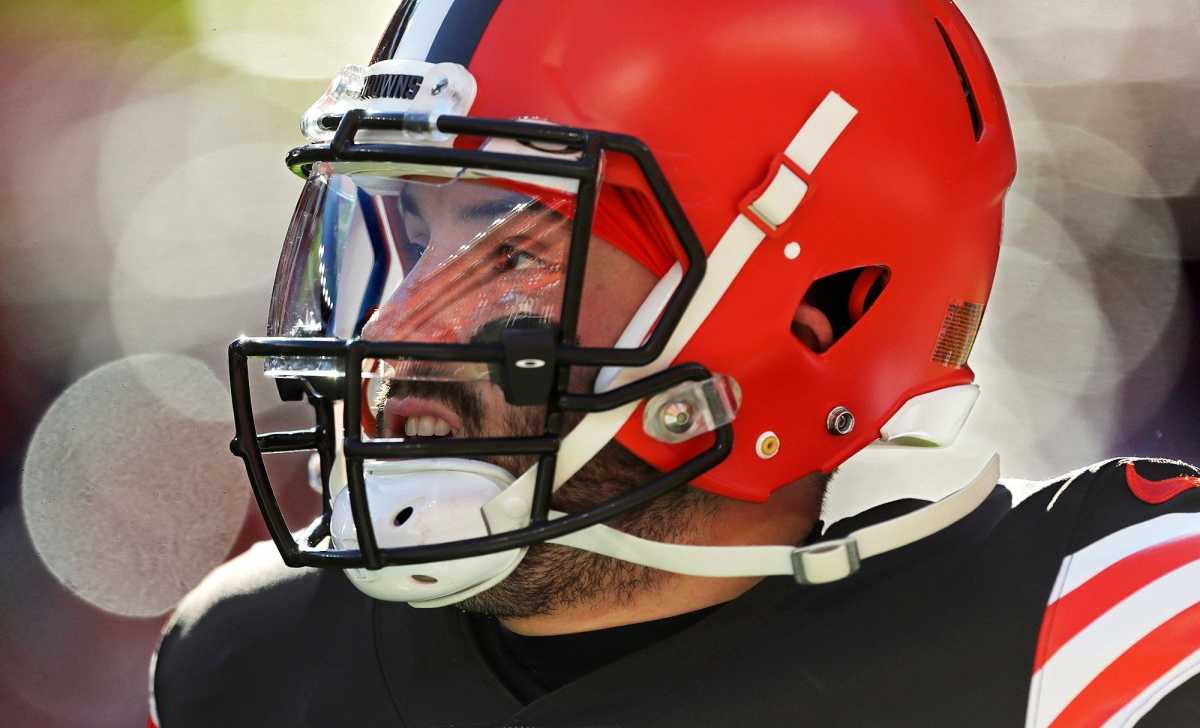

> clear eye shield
[267,163,577,388]
[227,109,729,604]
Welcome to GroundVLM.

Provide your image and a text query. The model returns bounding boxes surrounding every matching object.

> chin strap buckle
[791,536,861,585]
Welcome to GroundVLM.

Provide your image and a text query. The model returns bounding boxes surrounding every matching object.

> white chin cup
[330,458,522,602]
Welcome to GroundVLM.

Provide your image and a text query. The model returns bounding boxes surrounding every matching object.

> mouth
[381,396,464,440]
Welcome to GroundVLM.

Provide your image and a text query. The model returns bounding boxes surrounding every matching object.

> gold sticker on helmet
[932,301,984,368]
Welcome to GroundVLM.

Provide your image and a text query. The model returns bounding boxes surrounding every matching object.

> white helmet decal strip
[746,91,857,232]
[390,0,455,63]
[380,0,502,66]
[784,91,859,175]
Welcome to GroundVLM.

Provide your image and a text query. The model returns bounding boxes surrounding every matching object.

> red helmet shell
[457,0,1016,501]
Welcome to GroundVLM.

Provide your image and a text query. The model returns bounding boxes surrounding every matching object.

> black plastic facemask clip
[500,325,558,406]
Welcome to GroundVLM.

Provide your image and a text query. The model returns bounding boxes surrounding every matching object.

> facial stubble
[378,375,724,619]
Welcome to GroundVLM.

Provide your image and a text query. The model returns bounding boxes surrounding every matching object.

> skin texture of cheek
[574,237,659,348]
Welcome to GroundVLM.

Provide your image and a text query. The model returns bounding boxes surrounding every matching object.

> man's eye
[495,241,546,272]
[398,237,428,271]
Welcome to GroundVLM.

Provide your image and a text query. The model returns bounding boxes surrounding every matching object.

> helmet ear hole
[793,266,890,353]
[848,267,890,323]
[791,304,834,353]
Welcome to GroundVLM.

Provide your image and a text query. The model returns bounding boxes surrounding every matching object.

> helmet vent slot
[934,20,983,142]
[793,266,890,354]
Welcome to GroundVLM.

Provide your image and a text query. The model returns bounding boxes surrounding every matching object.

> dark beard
[459,419,723,619]
[378,371,723,619]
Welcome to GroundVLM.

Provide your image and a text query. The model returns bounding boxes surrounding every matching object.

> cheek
[576,276,643,347]
[494,274,563,312]
[473,384,530,432]
[575,242,660,347]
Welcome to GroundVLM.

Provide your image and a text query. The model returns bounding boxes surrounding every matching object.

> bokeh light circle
[110,141,291,301]
[21,353,249,618]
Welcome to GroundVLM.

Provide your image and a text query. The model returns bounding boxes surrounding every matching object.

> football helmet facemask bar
[228,74,735,604]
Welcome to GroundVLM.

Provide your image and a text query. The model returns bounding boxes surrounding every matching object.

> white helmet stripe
[389,0,455,63]
[378,0,502,66]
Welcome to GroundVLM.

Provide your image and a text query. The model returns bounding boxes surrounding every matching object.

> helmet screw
[826,406,855,436]
[756,431,781,459]
[660,401,694,434]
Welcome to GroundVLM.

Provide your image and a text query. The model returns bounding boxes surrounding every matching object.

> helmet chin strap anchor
[358,448,997,607]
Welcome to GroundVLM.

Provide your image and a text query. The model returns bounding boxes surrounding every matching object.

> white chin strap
[333,450,998,605]
[548,454,999,584]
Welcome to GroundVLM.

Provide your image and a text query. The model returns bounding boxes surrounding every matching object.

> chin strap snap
[791,537,861,585]
[547,454,999,584]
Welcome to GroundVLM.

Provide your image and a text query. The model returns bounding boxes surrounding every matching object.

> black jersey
[151,458,1200,727]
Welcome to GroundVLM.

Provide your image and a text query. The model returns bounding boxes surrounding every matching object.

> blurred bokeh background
[0,2,1196,725]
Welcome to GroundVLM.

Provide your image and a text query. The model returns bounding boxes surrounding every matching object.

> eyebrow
[400,183,559,222]
[463,195,557,223]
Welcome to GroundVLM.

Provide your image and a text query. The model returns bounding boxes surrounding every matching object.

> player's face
[358,178,719,619]
[360,179,656,468]
[359,178,723,619]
